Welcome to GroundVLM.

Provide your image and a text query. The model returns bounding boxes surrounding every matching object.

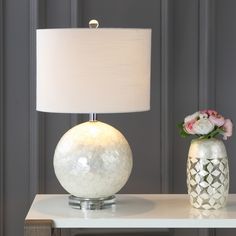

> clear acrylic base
[68,195,116,210]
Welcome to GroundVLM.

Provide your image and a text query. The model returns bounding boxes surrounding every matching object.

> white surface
[26,194,236,228]
[36,28,151,113]
[54,121,132,198]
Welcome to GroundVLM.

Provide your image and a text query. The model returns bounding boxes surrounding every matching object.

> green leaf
[180,130,190,138]
[177,122,191,138]
[200,127,222,139]
[177,122,184,129]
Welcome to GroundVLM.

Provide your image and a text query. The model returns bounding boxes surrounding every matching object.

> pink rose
[206,109,218,116]
[209,114,225,127]
[200,109,209,115]
[184,120,196,134]
[222,119,233,140]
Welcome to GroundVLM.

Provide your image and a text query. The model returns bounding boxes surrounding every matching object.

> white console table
[24,194,236,236]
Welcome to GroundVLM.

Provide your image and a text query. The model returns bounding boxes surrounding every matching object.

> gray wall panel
[44,113,70,193]
[4,0,30,236]
[160,0,174,194]
[29,0,47,202]
[0,0,4,236]
[46,0,71,28]
[172,0,199,194]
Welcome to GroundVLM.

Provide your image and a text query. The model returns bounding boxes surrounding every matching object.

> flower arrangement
[178,109,233,140]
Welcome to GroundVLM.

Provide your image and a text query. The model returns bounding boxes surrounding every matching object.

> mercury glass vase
[187,138,229,210]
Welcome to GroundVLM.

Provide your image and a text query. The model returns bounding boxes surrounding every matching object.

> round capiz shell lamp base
[53,121,133,209]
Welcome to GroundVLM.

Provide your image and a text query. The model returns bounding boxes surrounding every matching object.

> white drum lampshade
[36,25,151,209]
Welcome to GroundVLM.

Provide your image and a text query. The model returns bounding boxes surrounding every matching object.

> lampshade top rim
[37,28,151,31]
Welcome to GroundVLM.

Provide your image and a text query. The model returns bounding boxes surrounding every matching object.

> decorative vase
[187,138,229,210]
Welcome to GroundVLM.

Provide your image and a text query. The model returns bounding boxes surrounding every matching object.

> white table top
[26,194,236,228]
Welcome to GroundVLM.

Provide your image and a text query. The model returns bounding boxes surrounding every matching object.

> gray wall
[0,0,236,236]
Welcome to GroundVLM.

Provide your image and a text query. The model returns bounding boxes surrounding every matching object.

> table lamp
[36,20,151,210]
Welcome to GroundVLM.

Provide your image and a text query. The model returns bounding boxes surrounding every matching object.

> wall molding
[160,0,173,194]
[0,0,4,235]
[70,0,79,27]
[29,0,39,202]
[29,0,46,201]
[198,0,216,109]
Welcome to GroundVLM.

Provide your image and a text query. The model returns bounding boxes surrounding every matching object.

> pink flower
[209,114,225,127]
[184,120,197,134]
[206,109,218,116]
[200,109,209,115]
[222,119,233,140]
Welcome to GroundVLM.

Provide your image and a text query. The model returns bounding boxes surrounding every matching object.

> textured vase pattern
[187,138,229,210]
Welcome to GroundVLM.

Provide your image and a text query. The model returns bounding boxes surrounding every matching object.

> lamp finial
[89,19,99,28]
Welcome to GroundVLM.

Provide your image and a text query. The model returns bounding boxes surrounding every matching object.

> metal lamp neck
[88,20,99,123]
[89,113,97,121]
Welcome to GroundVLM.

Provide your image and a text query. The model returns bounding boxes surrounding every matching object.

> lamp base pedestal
[68,195,116,210]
